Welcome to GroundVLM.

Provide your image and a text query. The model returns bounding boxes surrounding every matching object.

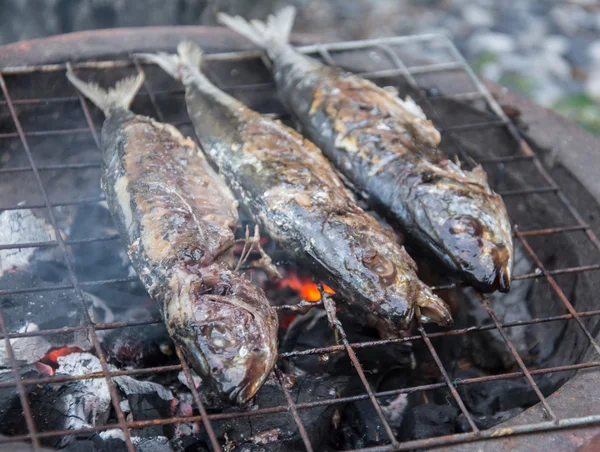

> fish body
[66,69,278,405]
[139,42,452,331]
[219,8,514,293]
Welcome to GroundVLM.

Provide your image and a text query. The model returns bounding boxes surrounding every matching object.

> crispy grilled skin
[183,79,451,330]
[100,110,278,403]
[273,60,513,293]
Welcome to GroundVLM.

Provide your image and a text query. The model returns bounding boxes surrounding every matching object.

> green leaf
[553,94,600,136]
[498,73,537,97]
[470,50,498,74]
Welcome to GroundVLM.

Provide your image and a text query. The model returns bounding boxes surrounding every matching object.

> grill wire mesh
[0,34,599,451]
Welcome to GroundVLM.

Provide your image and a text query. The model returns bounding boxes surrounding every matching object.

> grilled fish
[66,68,278,405]
[219,7,514,293]
[138,42,452,332]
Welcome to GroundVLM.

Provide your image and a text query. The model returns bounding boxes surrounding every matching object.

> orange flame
[35,346,83,376]
[278,272,335,302]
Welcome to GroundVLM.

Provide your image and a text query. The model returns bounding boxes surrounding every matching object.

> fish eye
[362,248,397,284]
[202,322,238,351]
[445,216,483,237]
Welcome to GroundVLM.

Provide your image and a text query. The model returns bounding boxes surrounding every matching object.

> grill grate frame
[0,33,599,451]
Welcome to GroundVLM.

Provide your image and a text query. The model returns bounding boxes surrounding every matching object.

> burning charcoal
[128,393,173,437]
[0,209,55,275]
[381,394,410,432]
[409,403,459,440]
[0,366,44,429]
[0,291,91,368]
[238,429,281,450]
[115,367,176,442]
[279,308,341,375]
[177,370,202,391]
[456,367,551,419]
[2,351,177,449]
[37,353,113,448]
[0,322,51,367]
[63,434,129,452]
[275,269,334,303]
[134,436,173,451]
[340,395,410,448]
[196,375,350,451]
[458,242,535,370]
[170,435,210,452]
[0,434,55,452]
[103,323,175,369]
[0,357,111,450]
[280,308,414,378]
[456,408,524,431]
[115,375,174,402]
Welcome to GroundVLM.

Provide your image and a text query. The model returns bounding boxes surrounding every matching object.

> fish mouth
[464,253,512,293]
[221,352,273,405]
[227,375,266,406]
[415,291,453,327]
[481,244,513,293]
[494,261,512,293]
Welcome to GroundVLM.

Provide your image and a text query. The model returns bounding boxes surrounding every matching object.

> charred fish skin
[66,69,278,405]
[138,42,452,330]
[218,8,514,294]
[299,75,514,294]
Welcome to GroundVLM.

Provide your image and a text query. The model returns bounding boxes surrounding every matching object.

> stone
[533,80,566,107]
[480,62,502,82]
[585,69,600,98]
[516,20,549,50]
[588,40,600,63]
[467,32,516,55]
[544,35,570,55]
[551,5,590,35]
[567,37,596,70]
[462,4,494,28]
[537,51,572,80]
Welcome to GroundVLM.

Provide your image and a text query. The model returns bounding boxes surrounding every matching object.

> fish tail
[135,40,203,82]
[177,40,204,69]
[217,6,296,48]
[66,63,144,115]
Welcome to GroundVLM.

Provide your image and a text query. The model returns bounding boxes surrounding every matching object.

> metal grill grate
[0,33,599,451]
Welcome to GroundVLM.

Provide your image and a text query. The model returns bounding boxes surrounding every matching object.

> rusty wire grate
[0,33,599,451]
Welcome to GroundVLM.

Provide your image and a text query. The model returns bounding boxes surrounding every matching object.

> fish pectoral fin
[236,225,281,280]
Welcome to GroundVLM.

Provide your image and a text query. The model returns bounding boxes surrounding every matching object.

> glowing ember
[278,271,335,302]
[35,346,83,376]
[279,314,298,330]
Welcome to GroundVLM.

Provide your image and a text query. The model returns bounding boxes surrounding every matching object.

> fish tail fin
[135,40,203,82]
[177,40,204,69]
[217,6,296,48]
[66,63,144,115]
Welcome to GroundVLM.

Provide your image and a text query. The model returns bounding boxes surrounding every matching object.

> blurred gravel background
[1,0,600,134]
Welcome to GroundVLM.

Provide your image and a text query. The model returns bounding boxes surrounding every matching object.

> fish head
[167,266,278,405]
[415,175,514,293]
[348,224,453,329]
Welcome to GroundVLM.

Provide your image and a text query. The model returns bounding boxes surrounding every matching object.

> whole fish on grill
[219,7,514,293]
[138,42,452,332]
[66,68,278,405]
